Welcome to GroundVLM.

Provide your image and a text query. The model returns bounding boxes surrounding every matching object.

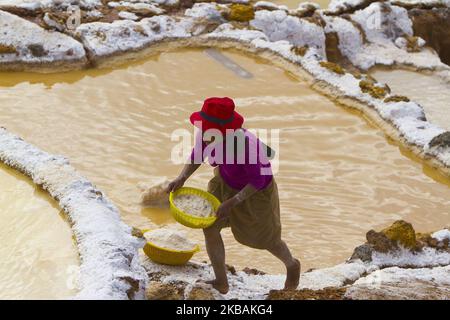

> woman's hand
[166,163,201,193]
[215,184,257,219]
[215,198,238,220]
[166,176,186,193]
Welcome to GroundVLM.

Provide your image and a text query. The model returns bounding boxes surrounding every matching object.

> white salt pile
[144,228,197,251]
[173,194,213,218]
[138,179,170,207]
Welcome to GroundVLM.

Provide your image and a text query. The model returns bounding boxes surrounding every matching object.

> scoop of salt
[173,194,213,218]
[144,228,197,251]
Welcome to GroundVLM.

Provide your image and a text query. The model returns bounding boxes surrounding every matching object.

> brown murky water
[371,68,450,131]
[0,163,78,299]
[0,49,449,276]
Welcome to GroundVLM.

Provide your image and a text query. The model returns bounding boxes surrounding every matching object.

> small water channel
[271,0,331,9]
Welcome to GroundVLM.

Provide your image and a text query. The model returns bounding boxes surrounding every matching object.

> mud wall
[410,8,450,66]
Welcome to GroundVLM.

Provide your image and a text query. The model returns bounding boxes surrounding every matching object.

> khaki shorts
[207,168,282,250]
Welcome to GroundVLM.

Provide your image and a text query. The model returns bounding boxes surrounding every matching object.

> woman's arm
[215,183,257,219]
[166,163,201,192]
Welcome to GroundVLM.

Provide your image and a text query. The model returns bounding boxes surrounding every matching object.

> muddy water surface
[1,49,449,274]
[0,164,78,299]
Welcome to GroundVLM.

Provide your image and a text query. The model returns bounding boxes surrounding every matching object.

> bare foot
[205,279,229,294]
[284,259,301,290]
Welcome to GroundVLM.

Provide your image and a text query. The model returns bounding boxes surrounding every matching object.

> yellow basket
[169,187,220,229]
[143,240,200,266]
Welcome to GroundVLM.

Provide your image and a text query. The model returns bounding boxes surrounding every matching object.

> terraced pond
[371,68,450,131]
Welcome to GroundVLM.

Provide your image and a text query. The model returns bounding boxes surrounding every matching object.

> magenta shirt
[190,129,273,190]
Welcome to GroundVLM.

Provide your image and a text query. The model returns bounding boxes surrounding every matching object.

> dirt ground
[266,287,348,300]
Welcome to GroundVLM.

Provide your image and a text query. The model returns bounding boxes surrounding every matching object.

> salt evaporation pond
[0,49,449,274]
[0,163,79,299]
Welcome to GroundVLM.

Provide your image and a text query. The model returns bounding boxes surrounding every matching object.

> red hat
[190,97,244,133]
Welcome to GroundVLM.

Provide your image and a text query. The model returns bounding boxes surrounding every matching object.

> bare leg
[202,226,229,294]
[267,240,301,290]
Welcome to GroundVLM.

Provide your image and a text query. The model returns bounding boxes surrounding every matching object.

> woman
[167,97,300,294]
